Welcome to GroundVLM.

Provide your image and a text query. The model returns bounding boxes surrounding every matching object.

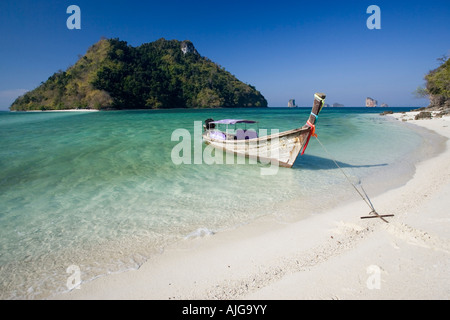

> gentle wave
[184,228,216,240]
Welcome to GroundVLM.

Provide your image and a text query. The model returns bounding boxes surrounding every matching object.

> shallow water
[0,107,442,299]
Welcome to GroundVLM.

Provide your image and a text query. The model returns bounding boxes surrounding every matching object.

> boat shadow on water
[293,154,388,171]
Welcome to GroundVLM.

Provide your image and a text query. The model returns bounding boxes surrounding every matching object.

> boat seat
[209,130,227,140]
[235,129,258,140]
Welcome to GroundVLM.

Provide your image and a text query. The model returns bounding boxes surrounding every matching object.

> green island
[10,38,268,111]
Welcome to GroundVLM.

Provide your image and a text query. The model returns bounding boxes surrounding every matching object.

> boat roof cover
[210,119,257,125]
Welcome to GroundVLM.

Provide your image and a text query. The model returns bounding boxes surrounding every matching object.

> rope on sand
[314,136,394,223]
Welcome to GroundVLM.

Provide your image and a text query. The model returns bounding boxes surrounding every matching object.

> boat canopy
[210,119,258,125]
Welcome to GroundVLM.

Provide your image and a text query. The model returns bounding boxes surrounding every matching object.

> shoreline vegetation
[10,38,267,112]
[54,109,450,300]
[415,56,450,111]
[380,56,449,120]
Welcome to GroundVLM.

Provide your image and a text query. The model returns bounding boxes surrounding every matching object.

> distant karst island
[10,38,268,111]
[366,97,389,108]
[287,99,297,108]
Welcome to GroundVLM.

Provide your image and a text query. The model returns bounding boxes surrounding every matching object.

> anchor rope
[314,136,376,213]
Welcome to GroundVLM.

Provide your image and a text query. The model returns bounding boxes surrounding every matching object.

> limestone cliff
[366,97,378,107]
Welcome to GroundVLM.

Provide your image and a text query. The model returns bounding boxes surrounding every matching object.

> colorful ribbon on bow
[301,94,325,155]
[301,120,317,155]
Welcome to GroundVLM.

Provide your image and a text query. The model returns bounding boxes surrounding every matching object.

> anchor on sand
[315,137,394,223]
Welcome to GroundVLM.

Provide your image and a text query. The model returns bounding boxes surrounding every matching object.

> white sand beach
[55,112,450,300]
[20,109,100,112]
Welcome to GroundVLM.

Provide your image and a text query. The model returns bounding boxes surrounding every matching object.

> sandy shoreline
[54,112,450,300]
[11,109,100,112]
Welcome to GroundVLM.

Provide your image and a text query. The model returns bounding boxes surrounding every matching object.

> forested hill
[10,38,268,111]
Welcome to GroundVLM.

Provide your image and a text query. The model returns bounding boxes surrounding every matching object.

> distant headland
[10,38,268,111]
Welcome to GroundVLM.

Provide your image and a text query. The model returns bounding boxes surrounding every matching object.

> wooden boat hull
[202,92,326,168]
[203,127,311,168]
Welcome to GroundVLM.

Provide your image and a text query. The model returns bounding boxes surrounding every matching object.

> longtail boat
[202,92,326,168]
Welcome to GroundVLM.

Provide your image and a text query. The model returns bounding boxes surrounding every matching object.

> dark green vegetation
[10,38,267,111]
[415,55,449,111]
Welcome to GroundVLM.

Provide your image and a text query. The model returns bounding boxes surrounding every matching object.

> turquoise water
[0,107,441,299]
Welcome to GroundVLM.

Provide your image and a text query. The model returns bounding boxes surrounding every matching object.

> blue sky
[0,0,449,110]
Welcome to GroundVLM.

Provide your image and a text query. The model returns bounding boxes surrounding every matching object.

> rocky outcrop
[366,97,378,107]
[428,94,450,110]
[181,40,198,55]
[288,99,296,108]
[415,111,432,120]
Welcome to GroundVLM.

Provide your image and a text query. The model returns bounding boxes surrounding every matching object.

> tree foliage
[425,56,450,99]
[414,56,449,109]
